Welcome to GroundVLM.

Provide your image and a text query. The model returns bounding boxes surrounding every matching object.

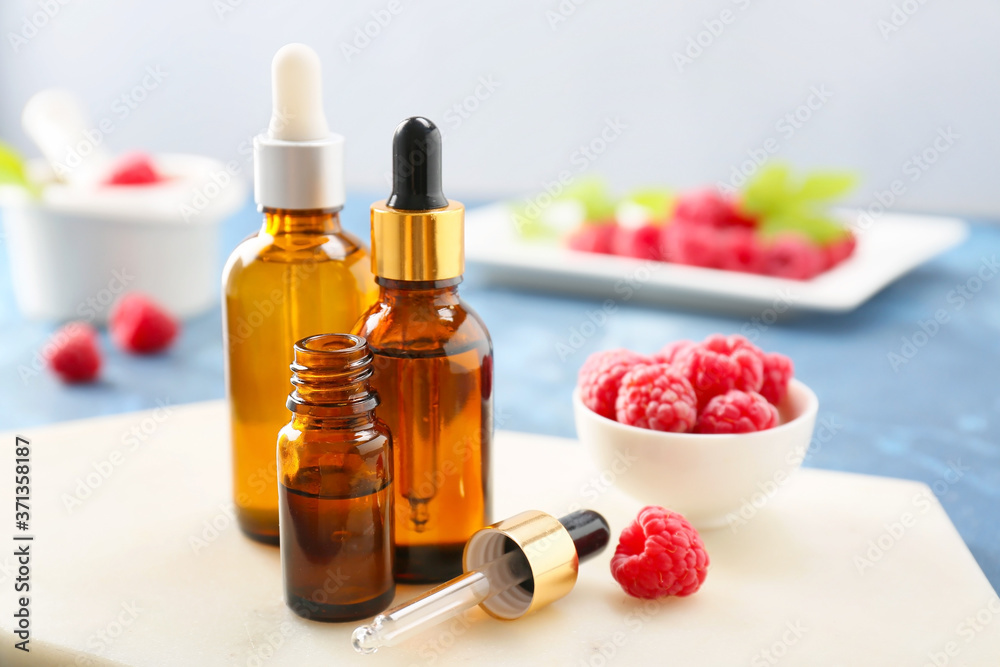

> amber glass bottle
[223,44,376,544]
[354,117,493,583]
[278,333,395,622]
[224,209,376,543]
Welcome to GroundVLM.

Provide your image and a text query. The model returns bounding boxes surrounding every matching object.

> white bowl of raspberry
[574,377,818,531]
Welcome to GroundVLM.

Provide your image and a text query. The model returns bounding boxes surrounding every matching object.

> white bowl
[574,379,818,530]
[0,154,246,322]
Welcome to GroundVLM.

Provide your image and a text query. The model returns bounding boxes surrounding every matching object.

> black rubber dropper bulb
[386,116,449,212]
[560,510,611,563]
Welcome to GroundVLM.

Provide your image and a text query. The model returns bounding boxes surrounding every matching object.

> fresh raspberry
[760,234,825,280]
[673,189,755,229]
[695,390,778,434]
[823,231,857,269]
[650,339,696,366]
[718,228,764,274]
[611,506,709,599]
[567,223,617,254]
[759,352,794,405]
[578,349,648,420]
[677,334,764,407]
[615,364,698,432]
[110,293,179,354]
[47,322,101,383]
[662,223,722,268]
[612,224,664,260]
[104,152,162,186]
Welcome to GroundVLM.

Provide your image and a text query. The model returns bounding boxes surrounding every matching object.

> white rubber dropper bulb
[268,43,330,142]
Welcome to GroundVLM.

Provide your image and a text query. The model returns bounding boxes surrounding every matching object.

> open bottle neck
[286,334,379,422]
[262,207,344,235]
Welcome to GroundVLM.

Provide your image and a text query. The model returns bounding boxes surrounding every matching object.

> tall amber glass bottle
[354,117,492,582]
[278,334,394,622]
[222,44,377,543]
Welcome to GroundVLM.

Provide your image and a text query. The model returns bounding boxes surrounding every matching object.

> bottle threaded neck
[287,333,378,416]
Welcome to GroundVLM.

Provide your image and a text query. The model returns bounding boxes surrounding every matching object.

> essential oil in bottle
[222,43,377,544]
[354,117,493,583]
[278,333,395,622]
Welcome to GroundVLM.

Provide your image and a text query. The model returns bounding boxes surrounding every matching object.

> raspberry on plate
[662,223,722,268]
[610,506,709,599]
[47,322,101,383]
[578,349,648,420]
[611,224,664,260]
[677,334,764,407]
[615,364,697,432]
[760,234,825,280]
[695,390,778,434]
[673,189,755,229]
[110,293,179,354]
[823,231,857,269]
[759,352,794,405]
[718,228,764,274]
[567,223,617,254]
[104,152,162,186]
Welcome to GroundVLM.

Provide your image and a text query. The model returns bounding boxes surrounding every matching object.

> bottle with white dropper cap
[222,43,377,545]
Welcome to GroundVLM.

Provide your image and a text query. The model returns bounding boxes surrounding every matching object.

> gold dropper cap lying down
[351,509,611,654]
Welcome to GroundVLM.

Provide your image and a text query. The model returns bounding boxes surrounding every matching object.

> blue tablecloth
[1,195,997,590]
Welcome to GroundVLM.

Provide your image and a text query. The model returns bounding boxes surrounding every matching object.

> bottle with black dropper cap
[354,117,493,583]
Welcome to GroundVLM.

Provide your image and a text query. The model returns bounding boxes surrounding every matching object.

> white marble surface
[1,400,998,666]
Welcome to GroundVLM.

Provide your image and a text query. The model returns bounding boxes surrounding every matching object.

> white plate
[465,203,969,313]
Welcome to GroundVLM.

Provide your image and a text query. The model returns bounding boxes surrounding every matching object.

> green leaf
[740,163,793,216]
[760,210,848,245]
[559,177,616,221]
[797,171,858,202]
[0,142,39,197]
[508,203,558,241]
[625,188,675,221]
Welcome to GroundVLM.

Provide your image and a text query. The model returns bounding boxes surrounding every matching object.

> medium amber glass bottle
[278,333,395,622]
[222,44,376,544]
[354,117,493,583]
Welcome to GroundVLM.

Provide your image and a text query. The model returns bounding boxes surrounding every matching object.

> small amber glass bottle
[278,333,395,622]
[354,117,492,583]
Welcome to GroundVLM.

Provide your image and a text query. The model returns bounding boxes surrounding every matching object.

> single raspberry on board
[612,224,665,260]
[104,152,162,186]
[110,293,179,354]
[611,506,709,599]
[567,223,617,254]
[759,352,794,405]
[677,334,764,407]
[578,349,648,420]
[695,390,778,434]
[47,322,101,383]
[615,364,698,432]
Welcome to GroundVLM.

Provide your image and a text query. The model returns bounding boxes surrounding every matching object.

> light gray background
[1,0,998,216]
